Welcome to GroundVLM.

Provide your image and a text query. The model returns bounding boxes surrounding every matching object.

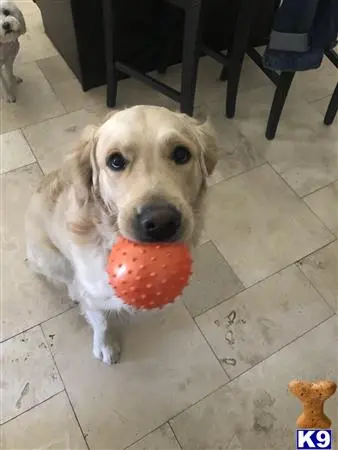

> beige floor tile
[311,95,332,117]
[156,55,269,108]
[53,78,106,113]
[0,326,63,424]
[16,2,58,65]
[18,29,58,65]
[297,241,337,311]
[0,62,65,133]
[37,55,75,87]
[53,76,177,114]
[1,165,72,341]
[184,241,243,317]
[292,57,337,103]
[212,126,264,185]
[231,86,338,196]
[171,316,337,450]
[0,130,35,174]
[204,164,334,287]
[23,110,99,174]
[1,392,87,450]
[198,56,270,107]
[15,0,41,18]
[304,181,338,236]
[207,166,224,187]
[127,424,181,450]
[196,265,333,378]
[42,302,227,449]
[197,229,209,246]
[201,107,265,187]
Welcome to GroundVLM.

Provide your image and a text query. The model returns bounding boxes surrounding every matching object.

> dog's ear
[181,113,218,176]
[16,5,26,35]
[64,125,97,206]
[194,118,218,176]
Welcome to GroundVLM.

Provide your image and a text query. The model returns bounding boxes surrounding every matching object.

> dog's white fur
[25,106,218,364]
[0,1,25,102]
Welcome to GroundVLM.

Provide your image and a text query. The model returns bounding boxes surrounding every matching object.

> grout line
[190,282,245,319]
[193,311,231,379]
[0,304,76,344]
[180,299,231,380]
[38,62,69,113]
[168,422,184,450]
[195,236,337,320]
[302,179,338,200]
[296,258,337,313]
[1,107,101,177]
[214,236,337,288]
[123,422,183,450]
[40,324,90,450]
[207,160,266,189]
[123,425,165,450]
[1,110,67,138]
[1,160,41,177]
[307,93,332,105]
[224,314,337,385]
[263,159,337,239]
[167,314,336,425]
[0,390,63,427]
[264,154,336,227]
[20,130,44,176]
[0,160,39,177]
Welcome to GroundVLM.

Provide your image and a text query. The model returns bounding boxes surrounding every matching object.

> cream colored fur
[25,106,218,364]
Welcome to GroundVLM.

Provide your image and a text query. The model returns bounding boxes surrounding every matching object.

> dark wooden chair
[264,48,338,139]
[101,0,277,116]
[102,0,204,116]
[216,1,337,139]
[324,81,338,125]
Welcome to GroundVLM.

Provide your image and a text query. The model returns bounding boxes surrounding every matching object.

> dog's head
[0,1,26,44]
[67,106,218,244]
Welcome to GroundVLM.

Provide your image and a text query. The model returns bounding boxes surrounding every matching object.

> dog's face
[0,1,26,44]
[72,106,218,244]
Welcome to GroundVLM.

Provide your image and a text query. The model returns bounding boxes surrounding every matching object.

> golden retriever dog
[25,106,218,364]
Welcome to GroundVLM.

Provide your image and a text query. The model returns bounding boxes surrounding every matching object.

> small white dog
[0,0,26,102]
[25,106,218,364]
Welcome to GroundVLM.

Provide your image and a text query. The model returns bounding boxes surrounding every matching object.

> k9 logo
[296,429,332,449]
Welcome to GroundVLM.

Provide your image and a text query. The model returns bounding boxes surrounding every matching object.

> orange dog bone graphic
[289,380,337,429]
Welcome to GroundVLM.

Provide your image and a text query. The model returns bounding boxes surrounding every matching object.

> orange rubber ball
[106,237,192,310]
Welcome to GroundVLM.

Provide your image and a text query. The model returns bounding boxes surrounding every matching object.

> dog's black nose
[2,22,11,31]
[134,203,182,242]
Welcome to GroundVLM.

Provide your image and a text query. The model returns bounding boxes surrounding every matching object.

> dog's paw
[93,342,121,365]
[15,76,23,84]
[6,94,16,103]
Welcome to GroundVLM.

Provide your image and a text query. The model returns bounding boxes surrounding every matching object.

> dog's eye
[170,146,191,165]
[3,9,10,16]
[106,152,128,171]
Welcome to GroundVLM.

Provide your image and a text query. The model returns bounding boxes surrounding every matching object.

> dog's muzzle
[133,201,182,243]
[2,22,12,33]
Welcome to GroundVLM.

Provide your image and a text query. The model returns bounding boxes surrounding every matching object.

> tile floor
[1,2,337,449]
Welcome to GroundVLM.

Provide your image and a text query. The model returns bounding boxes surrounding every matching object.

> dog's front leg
[84,309,121,365]
[0,67,16,103]
[2,57,22,102]
[6,58,22,85]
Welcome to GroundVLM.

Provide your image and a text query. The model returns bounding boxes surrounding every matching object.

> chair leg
[219,65,228,81]
[219,49,232,81]
[157,4,178,75]
[180,0,203,116]
[265,72,295,140]
[324,83,338,125]
[102,0,118,108]
[226,0,256,118]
